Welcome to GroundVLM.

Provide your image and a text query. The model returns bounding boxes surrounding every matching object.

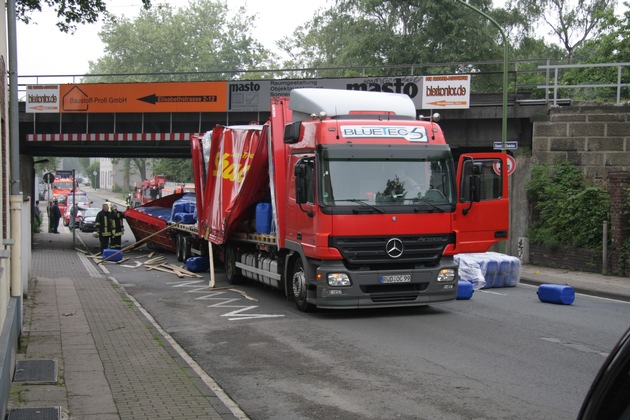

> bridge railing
[17,59,630,106]
[537,61,630,106]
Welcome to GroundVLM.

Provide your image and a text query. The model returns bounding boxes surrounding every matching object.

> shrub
[526,161,610,250]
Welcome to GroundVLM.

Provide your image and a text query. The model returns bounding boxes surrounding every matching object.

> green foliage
[86,160,100,186]
[87,0,275,82]
[526,161,610,249]
[279,0,506,75]
[621,186,630,273]
[508,0,617,63]
[563,6,630,102]
[34,157,59,174]
[151,159,194,183]
[33,213,41,233]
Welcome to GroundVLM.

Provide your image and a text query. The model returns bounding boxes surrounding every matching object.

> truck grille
[330,234,454,268]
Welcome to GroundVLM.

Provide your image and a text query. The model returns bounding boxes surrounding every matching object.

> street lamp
[455,0,508,150]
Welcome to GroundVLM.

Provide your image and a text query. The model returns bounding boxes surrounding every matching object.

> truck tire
[291,258,315,312]
[176,235,184,262]
[182,236,192,261]
[225,244,242,284]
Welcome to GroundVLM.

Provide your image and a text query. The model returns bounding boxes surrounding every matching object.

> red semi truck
[126,88,510,311]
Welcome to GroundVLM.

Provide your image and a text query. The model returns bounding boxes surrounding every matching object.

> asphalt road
[92,243,630,420]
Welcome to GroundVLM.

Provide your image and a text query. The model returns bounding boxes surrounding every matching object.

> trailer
[124,193,205,262]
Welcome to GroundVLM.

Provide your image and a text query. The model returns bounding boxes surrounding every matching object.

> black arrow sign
[137,94,218,105]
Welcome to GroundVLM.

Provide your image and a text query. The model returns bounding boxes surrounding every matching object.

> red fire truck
[131,175,167,207]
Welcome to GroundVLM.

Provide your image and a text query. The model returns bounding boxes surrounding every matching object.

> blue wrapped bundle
[173,212,196,224]
[456,280,474,300]
[102,248,122,262]
[186,256,209,272]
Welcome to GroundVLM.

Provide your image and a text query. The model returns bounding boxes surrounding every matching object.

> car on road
[79,207,100,232]
[62,197,91,227]
[63,207,84,227]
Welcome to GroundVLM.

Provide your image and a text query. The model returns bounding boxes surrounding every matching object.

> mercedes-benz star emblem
[385,238,404,259]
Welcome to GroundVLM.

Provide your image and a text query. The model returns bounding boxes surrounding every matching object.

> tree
[573,2,630,63]
[279,0,509,76]
[508,0,617,63]
[17,0,151,33]
[87,0,275,82]
[86,0,274,182]
[151,159,194,183]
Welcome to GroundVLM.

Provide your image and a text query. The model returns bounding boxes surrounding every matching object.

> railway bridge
[19,78,550,159]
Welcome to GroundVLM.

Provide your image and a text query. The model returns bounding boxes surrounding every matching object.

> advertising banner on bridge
[26,75,470,114]
[27,81,228,113]
[421,75,470,109]
[227,76,426,112]
[26,85,61,113]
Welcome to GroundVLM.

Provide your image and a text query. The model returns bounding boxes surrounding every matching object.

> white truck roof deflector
[289,88,417,122]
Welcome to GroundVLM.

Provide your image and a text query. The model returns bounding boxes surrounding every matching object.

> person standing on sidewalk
[110,206,124,250]
[95,203,112,253]
[49,199,62,234]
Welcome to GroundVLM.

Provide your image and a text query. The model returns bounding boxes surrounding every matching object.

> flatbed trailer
[124,193,206,260]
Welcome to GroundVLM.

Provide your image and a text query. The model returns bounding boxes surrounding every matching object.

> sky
[17,0,332,78]
[16,0,628,81]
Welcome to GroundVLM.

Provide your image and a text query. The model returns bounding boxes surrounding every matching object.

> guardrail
[17,60,630,106]
[538,61,630,106]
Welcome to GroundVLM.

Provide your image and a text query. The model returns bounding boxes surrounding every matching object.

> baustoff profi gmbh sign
[421,75,470,109]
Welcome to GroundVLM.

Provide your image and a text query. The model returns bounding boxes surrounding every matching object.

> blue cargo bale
[186,256,209,273]
[537,284,575,305]
[456,280,474,300]
[102,248,122,262]
[256,202,272,234]
[173,212,195,224]
[172,202,187,216]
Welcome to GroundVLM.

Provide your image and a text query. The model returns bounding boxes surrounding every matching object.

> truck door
[454,153,510,253]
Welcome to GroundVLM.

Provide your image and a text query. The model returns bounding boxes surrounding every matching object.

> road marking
[479,290,508,296]
[540,337,609,357]
[167,279,286,321]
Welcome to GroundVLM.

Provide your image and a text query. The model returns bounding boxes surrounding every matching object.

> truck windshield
[319,146,456,209]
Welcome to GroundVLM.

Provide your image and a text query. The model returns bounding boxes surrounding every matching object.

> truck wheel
[176,235,184,262]
[182,236,192,261]
[291,258,315,312]
[225,244,242,284]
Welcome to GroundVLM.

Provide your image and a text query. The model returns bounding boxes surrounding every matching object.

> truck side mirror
[294,163,307,204]
[284,122,301,144]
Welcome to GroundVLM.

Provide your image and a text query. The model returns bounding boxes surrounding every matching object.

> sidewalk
[7,203,244,419]
[520,264,630,302]
[7,191,630,419]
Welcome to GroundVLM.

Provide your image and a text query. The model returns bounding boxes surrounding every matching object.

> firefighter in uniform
[95,203,112,253]
[110,206,124,250]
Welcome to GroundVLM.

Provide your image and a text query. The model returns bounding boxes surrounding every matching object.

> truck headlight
[437,268,456,282]
[327,273,351,287]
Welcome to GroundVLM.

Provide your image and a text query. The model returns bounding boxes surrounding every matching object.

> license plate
[380,274,411,284]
